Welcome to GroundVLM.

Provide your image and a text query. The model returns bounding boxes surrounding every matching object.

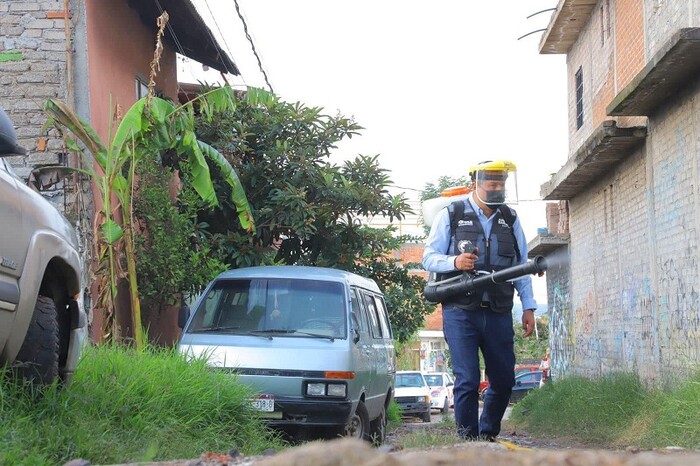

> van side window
[350,288,369,335]
[362,292,383,338]
[373,296,392,339]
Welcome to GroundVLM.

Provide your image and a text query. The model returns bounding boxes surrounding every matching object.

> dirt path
[102,415,699,466]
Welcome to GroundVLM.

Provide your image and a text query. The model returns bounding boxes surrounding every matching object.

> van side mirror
[178,305,191,329]
[352,328,360,344]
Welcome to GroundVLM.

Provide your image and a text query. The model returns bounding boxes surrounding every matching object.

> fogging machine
[423,255,548,303]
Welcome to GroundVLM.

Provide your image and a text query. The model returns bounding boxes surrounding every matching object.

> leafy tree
[188,92,434,342]
[419,175,471,204]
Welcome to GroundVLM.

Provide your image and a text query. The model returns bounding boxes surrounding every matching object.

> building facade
[0,0,238,342]
[530,0,700,386]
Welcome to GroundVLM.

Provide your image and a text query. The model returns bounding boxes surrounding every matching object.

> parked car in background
[423,371,454,413]
[515,364,540,378]
[479,364,543,401]
[0,107,86,387]
[178,266,395,444]
[394,370,431,422]
[510,370,543,403]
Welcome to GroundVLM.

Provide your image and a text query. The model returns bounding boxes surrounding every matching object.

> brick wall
[644,0,699,58]
[550,0,700,387]
[558,76,700,386]
[0,1,69,181]
[566,1,646,156]
[395,242,441,330]
[616,0,645,90]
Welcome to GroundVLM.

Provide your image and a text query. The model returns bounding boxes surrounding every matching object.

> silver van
[178,266,395,444]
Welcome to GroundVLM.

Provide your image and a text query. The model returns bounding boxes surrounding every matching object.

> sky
[183,0,570,303]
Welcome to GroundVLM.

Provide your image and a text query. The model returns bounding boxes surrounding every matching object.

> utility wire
[232,0,274,93]
[202,0,240,77]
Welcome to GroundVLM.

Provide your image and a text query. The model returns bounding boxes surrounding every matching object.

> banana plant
[44,86,262,348]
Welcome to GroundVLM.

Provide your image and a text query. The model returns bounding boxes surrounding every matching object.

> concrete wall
[84,0,178,140]
[550,0,700,386]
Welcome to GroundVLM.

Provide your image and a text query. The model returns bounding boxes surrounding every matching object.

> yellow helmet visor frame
[470,160,519,206]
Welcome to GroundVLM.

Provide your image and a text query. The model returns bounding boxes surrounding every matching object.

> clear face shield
[473,169,518,208]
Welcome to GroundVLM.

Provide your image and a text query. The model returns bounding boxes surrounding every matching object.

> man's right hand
[454,251,478,271]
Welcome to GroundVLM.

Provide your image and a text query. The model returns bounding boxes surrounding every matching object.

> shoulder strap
[448,200,465,238]
[498,204,521,262]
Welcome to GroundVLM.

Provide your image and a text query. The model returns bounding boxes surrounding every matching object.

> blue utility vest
[438,200,520,313]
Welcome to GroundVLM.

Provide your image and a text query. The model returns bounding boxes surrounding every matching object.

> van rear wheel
[344,400,370,441]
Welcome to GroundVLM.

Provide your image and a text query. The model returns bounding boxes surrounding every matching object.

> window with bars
[575,67,584,129]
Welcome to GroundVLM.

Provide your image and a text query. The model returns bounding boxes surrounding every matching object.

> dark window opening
[575,67,584,130]
[135,77,148,100]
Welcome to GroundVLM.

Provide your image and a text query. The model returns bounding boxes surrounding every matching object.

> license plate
[251,395,274,412]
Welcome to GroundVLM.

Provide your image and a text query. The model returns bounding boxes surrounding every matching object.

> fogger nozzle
[423,255,548,303]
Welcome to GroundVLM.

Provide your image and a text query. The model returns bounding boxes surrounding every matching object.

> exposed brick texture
[548,0,700,387]
[395,242,441,330]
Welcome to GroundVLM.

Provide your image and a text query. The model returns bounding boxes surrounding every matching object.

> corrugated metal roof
[127,0,239,75]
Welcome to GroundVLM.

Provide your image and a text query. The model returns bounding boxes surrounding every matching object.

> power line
[202,0,241,78]
[232,0,274,93]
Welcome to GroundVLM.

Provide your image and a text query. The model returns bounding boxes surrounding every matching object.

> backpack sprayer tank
[422,186,471,228]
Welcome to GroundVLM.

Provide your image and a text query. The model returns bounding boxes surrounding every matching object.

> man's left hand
[522,310,535,337]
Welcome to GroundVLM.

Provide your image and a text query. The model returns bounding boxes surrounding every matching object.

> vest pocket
[497,237,516,258]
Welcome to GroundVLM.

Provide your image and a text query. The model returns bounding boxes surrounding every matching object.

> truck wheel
[369,405,387,446]
[13,295,59,386]
[441,398,449,414]
[421,410,432,423]
[344,400,370,441]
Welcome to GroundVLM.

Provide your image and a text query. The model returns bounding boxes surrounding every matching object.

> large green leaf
[197,140,255,233]
[43,99,107,167]
[148,96,174,124]
[101,219,124,244]
[110,98,147,157]
[180,131,217,207]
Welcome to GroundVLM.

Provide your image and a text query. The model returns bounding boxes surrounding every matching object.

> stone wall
[0,0,71,207]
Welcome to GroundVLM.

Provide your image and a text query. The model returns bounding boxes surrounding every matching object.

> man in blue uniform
[422,160,537,440]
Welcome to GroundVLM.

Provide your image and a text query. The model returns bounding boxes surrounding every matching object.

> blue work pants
[442,304,515,439]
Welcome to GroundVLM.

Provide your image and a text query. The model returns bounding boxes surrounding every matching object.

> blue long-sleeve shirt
[422,194,537,312]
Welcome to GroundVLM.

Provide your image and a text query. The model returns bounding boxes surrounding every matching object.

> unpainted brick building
[530,0,700,387]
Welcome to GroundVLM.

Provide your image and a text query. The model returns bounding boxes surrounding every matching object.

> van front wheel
[369,405,386,445]
[344,400,370,441]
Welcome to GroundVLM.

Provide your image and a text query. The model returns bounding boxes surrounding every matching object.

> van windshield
[187,278,347,339]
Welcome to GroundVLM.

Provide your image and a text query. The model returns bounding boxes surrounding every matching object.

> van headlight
[327,384,346,397]
[304,381,347,398]
[306,383,326,396]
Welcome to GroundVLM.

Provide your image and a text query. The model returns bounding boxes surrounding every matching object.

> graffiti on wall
[549,279,573,380]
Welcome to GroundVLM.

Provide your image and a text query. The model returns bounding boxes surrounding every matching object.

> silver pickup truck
[0,107,86,386]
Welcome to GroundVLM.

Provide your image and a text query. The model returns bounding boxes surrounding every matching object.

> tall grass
[0,345,286,465]
[510,370,700,449]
